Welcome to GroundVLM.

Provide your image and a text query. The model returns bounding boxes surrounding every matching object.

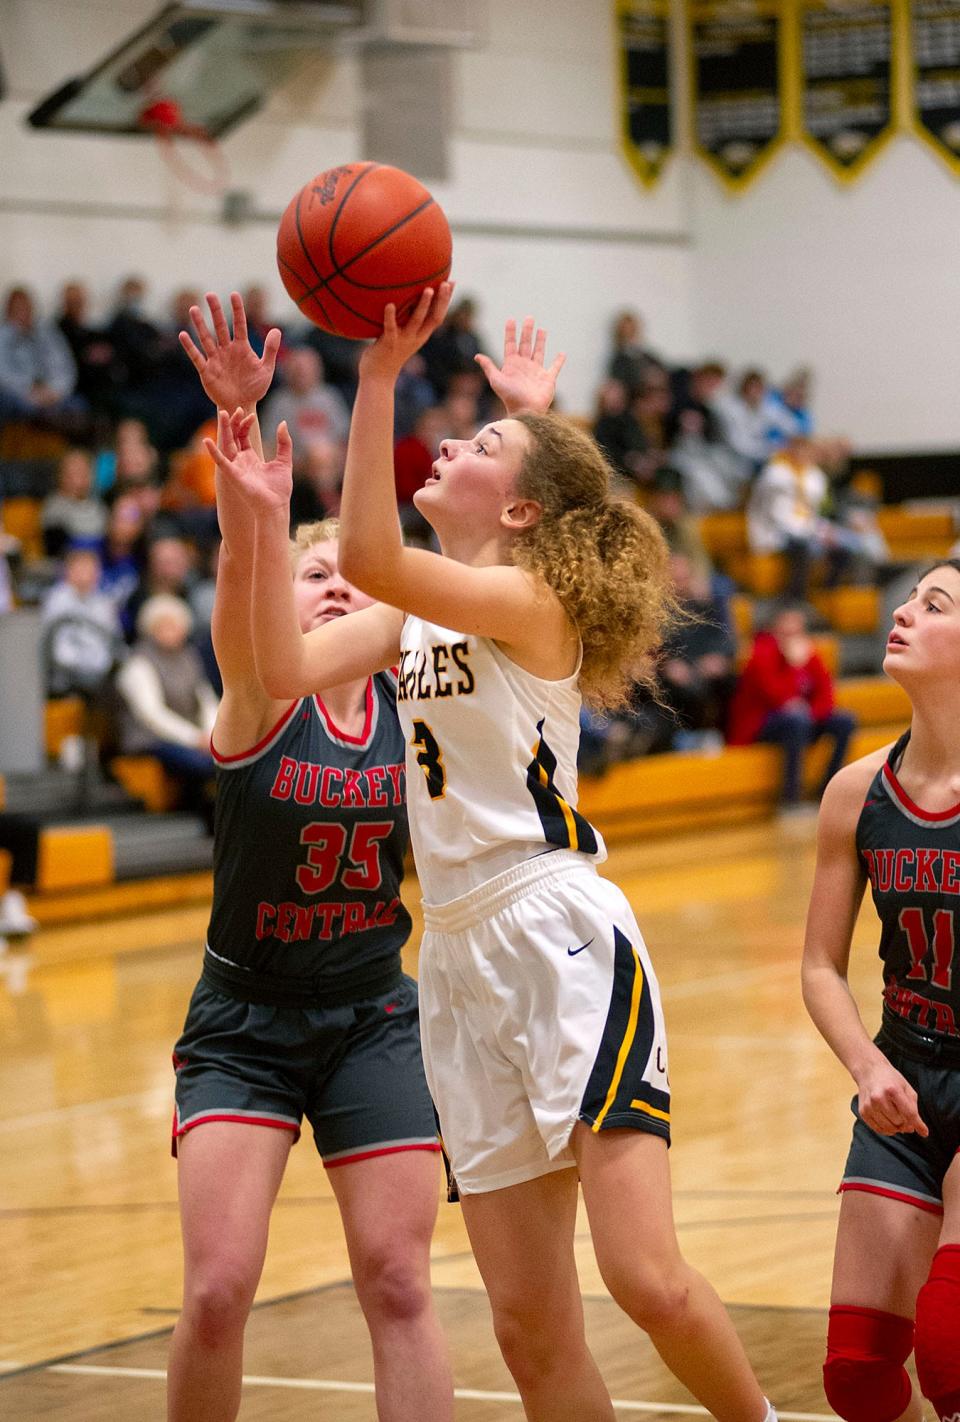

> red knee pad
[915,1244,960,1422]
[823,1305,914,1422]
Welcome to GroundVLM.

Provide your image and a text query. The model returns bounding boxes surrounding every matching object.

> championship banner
[908,0,960,175]
[687,0,787,191]
[796,0,896,182]
[615,0,673,187]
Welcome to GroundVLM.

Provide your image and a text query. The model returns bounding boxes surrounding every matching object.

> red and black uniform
[172,675,440,1168]
[840,731,960,1214]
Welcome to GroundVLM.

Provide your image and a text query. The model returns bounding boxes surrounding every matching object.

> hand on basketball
[360,282,454,379]
[204,409,293,513]
[180,292,281,411]
[475,317,566,416]
[856,1058,929,1138]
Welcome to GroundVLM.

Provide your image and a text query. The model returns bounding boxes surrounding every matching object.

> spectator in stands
[106,276,161,387]
[441,386,481,442]
[421,295,487,398]
[727,602,856,811]
[712,368,770,470]
[606,309,666,397]
[100,493,147,636]
[301,323,362,407]
[149,288,214,450]
[115,594,217,826]
[669,369,752,513]
[56,280,121,421]
[632,370,672,470]
[393,405,444,545]
[667,362,727,445]
[41,546,123,699]
[747,436,848,599]
[0,285,78,429]
[129,534,198,632]
[243,284,285,358]
[394,352,438,438]
[41,448,108,557]
[762,368,814,450]
[592,378,649,489]
[261,347,350,523]
[652,554,737,752]
[647,465,715,591]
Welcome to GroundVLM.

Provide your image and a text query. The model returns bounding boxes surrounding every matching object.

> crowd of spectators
[0,282,914,815]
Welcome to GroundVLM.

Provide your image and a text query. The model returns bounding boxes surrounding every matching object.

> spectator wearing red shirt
[728,603,856,808]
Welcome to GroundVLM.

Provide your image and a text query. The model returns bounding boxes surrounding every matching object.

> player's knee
[490,1301,576,1389]
[823,1305,913,1422]
[601,1259,691,1337]
[915,1246,960,1422]
[352,1249,431,1327]
[185,1268,256,1346]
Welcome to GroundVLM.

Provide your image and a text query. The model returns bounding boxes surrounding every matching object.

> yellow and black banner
[794,0,896,182]
[908,0,960,175]
[687,0,788,190]
[615,0,673,187]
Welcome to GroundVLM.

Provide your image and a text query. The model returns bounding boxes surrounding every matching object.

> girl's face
[292,539,374,635]
[885,566,960,685]
[414,420,531,533]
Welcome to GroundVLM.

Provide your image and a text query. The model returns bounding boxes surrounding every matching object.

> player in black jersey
[802,558,960,1422]
[167,296,452,1422]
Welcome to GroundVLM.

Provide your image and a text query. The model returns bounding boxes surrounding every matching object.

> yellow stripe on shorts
[630,1098,670,1124]
[592,946,644,1131]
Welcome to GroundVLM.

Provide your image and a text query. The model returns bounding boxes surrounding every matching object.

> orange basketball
[276,162,452,339]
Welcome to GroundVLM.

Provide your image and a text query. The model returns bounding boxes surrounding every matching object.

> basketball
[276,162,452,339]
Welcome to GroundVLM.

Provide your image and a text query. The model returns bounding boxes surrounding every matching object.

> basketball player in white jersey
[208,287,777,1422]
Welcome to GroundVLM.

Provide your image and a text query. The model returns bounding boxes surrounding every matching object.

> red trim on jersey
[323,1142,441,1169]
[882,762,960,823]
[314,678,375,747]
[211,699,301,764]
[839,1180,943,1215]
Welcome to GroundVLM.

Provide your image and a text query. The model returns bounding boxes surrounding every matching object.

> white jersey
[395,616,606,904]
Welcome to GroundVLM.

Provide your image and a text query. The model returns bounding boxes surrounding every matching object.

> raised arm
[801,751,928,1138]
[205,412,403,698]
[337,292,570,652]
[180,292,280,702]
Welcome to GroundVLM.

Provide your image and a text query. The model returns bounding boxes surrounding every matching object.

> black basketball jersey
[857,731,960,1041]
[206,673,411,994]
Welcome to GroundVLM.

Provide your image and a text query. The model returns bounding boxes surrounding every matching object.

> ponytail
[513,414,675,709]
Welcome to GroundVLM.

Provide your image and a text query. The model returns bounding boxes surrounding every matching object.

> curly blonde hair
[289,517,340,569]
[512,413,674,710]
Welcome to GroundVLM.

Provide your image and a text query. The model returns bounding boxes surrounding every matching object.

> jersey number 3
[411,720,446,800]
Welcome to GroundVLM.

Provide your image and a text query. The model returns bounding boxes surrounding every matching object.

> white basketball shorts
[417,849,670,1196]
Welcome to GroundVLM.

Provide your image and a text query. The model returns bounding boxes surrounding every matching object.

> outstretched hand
[475,316,566,416]
[204,409,293,514]
[359,282,454,380]
[180,291,281,411]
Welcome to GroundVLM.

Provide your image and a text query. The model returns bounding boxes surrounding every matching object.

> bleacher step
[2,768,139,817]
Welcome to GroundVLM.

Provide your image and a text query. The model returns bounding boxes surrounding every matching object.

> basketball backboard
[26,1,364,139]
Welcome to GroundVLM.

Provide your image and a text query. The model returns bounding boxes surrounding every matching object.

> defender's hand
[180,291,280,412]
[475,316,566,416]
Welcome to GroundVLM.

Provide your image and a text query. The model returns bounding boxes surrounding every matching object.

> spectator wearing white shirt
[747,438,847,599]
[116,595,218,824]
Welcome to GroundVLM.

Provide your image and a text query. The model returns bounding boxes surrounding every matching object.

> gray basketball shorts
[840,1028,960,1216]
[172,971,440,1168]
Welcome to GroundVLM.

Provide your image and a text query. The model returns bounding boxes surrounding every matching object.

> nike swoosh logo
[567,939,594,957]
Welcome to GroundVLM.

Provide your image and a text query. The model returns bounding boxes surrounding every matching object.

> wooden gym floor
[1,820,892,1419]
